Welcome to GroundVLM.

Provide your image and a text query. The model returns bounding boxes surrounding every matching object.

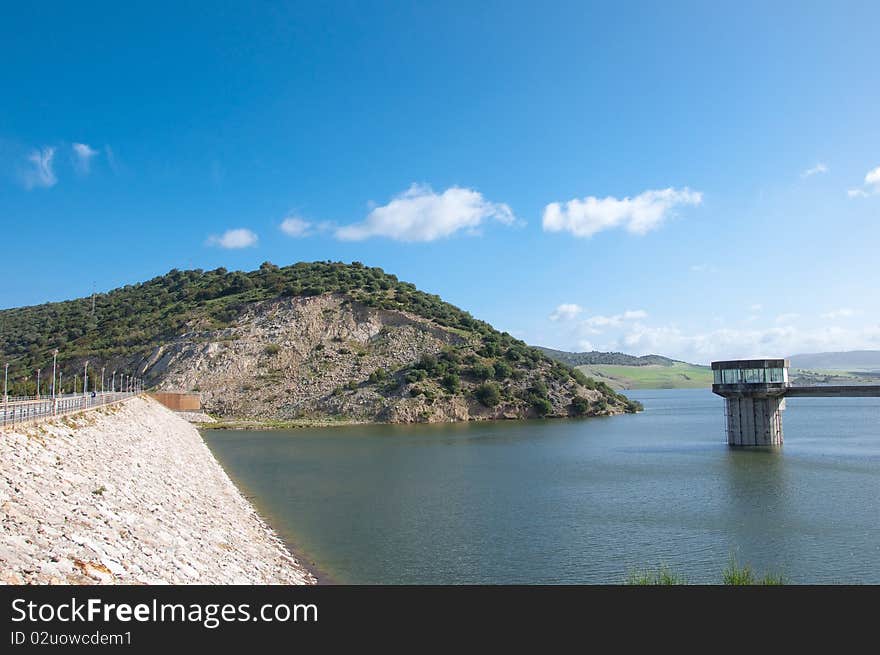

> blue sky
[2,1,878,363]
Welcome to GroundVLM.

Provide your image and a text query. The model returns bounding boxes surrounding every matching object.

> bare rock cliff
[142,294,628,422]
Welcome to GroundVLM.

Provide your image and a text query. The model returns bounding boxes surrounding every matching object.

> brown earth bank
[0,397,314,585]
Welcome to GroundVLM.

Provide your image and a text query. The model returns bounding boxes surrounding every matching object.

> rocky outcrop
[0,397,314,585]
[140,294,630,422]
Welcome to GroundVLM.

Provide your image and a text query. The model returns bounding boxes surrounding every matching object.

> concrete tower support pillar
[724,396,784,446]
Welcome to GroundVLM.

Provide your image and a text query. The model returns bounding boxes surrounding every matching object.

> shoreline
[0,397,315,585]
[197,430,335,584]
[198,410,632,431]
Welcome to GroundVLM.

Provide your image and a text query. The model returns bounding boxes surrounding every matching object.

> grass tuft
[625,565,688,585]
[722,555,785,585]
[626,557,786,585]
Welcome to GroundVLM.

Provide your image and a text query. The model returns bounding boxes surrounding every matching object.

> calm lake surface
[203,389,880,584]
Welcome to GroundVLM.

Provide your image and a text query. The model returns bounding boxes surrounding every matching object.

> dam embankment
[0,396,315,584]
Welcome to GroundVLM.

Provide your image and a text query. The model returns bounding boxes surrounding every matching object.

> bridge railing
[0,392,138,430]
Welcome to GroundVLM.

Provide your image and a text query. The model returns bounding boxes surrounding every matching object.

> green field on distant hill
[576,362,713,390]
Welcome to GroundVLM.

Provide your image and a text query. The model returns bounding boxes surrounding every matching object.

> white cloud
[576,340,595,352]
[775,313,800,324]
[750,304,763,312]
[801,162,828,178]
[335,184,516,242]
[609,321,880,365]
[848,165,880,198]
[280,216,313,238]
[583,309,647,328]
[820,308,856,320]
[542,187,702,238]
[72,143,98,174]
[206,228,258,249]
[22,147,57,189]
[549,303,583,321]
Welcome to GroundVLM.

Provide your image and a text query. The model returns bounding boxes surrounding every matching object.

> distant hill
[574,362,714,390]
[536,347,677,367]
[537,347,712,390]
[788,351,880,371]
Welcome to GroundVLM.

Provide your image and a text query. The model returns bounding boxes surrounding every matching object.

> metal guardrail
[0,392,138,430]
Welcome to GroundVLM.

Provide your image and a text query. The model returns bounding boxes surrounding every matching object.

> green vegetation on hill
[0,261,640,414]
[0,261,494,382]
[2,262,489,370]
[538,347,675,367]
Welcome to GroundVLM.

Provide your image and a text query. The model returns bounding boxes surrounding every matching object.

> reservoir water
[203,389,880,583]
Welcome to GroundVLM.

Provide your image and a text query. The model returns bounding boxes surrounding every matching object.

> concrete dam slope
[0,396,315,585]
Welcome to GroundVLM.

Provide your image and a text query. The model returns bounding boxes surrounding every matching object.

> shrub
[410,386,436,401]
[439,347,461,364]
[368,368,388,384]
[474,382,502,407]
[529,380,548,398]
[570,368,589,386]
[441,372,460,393]
[264,344,281,356]
[493,360,512,380]
[416,354,438,372]
[531,398,553,417]
[470,363,495,381]
[570,396,591,416]
[405,368,427,383]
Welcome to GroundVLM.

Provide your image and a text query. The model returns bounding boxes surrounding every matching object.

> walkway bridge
[711,359,880,446]
[0,392,139,430]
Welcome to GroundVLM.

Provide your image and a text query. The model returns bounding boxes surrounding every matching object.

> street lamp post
[112,370,116,394]
[51,350,58,399]
[83,361,89,398]
[36,369,41,399]
[101,367,105,395]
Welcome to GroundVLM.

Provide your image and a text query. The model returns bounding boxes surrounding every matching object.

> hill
[574,362,714,390]
[538,347,712,390]
[0,262,640,422]
[788,350,880,371]
[536,347,676,367]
